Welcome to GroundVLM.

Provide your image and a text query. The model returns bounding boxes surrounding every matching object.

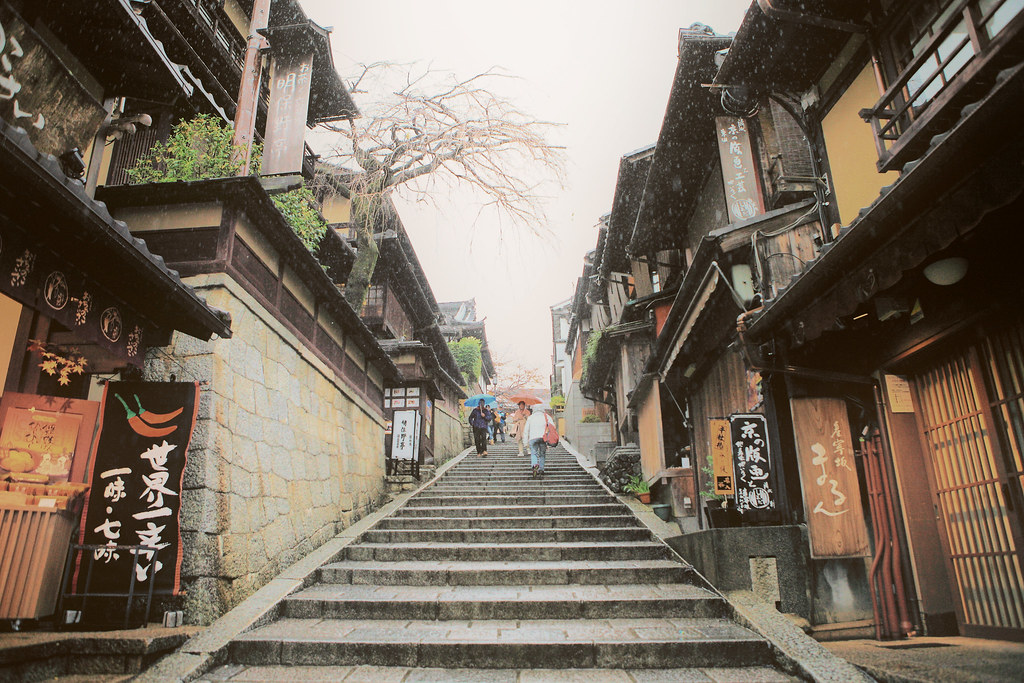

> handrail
[864,0,972,120]
[863,0,1022,169]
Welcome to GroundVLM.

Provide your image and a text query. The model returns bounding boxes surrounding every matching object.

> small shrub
[581,414,604,423]
[127,115,326,254]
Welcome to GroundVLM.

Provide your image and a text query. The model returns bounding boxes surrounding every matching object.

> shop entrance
[911,322,1024,639]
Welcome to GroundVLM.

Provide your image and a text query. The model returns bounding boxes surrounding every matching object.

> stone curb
[133,450,470,682]
[727,591,874,683]
[625,485,871,682]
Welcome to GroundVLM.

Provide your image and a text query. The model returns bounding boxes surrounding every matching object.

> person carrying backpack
[523,408,558,478]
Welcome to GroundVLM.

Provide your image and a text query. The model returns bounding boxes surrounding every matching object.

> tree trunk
[343,191,383,311]
[345,223,379,311]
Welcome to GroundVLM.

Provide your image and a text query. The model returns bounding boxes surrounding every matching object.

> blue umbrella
[464,394,497,407]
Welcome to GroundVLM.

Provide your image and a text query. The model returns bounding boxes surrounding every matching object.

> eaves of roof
[602,146,654,281]
[745,61,1024,345]
[96,175,402,379]
[629,33,733,255]
[0,119,231,341]
[713,1,868,94]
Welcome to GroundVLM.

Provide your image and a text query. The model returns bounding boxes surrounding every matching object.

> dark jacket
[469,407,492,429]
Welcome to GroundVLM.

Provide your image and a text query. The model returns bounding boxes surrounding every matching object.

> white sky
[303,0,752,378]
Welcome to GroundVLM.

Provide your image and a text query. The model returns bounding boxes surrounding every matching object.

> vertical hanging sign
[261,50,314,176]
[391,409,419,461]
[715,116,766,222]
[730,413,775,511]
[77,382,200,595]
[709,418,734,495]
[791,397,870,558]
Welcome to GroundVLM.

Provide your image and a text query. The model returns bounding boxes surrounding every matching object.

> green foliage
[270,187,327,253]
[581,414,604,423]
[550,394,565,410]
[127,114,244,183]
[623,475,650,495]
[580,330,603,385]
[127,115,326,254]
[699,454,726,501]
[448,337,483,385]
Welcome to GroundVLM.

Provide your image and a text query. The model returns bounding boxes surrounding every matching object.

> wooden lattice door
[912,326,1024,639]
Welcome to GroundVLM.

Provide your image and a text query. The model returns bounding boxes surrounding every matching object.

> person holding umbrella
[510,401,530,457]
[468,398,493,457]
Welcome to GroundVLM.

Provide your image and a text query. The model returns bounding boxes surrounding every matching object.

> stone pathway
[200,444,796,681]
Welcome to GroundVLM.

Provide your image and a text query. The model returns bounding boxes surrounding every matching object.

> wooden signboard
[709,418,734,495]
[261,50,314,176]
[715,116,766,223]
[0,6,107,156]
[791,397,870,558]
[730,414,775,511]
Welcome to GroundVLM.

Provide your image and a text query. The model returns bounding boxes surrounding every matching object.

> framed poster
[0,391,99,482]
[730,414,775,512]
[791,397,870,558]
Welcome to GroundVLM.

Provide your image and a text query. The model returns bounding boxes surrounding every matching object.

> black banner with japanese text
[77,381,200,595]
[730,413,775,512]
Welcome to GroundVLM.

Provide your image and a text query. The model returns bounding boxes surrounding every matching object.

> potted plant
[700,455,739,528]
[624,474,651,504]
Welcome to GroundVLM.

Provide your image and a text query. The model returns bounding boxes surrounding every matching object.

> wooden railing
[861,0,1024,172]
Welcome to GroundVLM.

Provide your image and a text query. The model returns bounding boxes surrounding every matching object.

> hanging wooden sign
[730,413,775,511]
[715,116,766,223]
[77,382,200,595]
[260,50,314,176]
[709,418,734,495]
[791,397,870,558]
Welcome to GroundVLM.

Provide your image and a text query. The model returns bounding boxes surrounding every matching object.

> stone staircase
[200,444,795,681]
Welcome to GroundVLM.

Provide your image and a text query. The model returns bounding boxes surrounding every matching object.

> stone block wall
[145,274,386,624]
[432,402,464,466]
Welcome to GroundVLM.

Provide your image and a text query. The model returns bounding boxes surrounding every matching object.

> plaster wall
[821,65,900,225]
[146,273,386,624]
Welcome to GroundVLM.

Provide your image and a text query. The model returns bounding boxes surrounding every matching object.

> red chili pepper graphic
[132,394,183,425]
[115,393,177,438]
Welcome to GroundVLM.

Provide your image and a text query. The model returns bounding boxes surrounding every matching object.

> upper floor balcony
[862,0,1024,172]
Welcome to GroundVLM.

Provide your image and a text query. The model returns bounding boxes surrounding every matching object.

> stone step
[426,486,608,495]
[360,527,652,544]
[318,560,696,586]
[393,503,629,518]
[406,494,613,506]
[375,514,641,529]
[430,476,600,484]
[229,617,772,669]
[280,583,730,621]
[200,664,795,682]
[345,541,671,562]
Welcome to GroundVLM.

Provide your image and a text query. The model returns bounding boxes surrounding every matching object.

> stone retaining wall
[145,274,386,624]
[432,402,463,466]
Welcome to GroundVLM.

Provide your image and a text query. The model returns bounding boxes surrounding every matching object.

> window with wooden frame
[864,0,1024,170]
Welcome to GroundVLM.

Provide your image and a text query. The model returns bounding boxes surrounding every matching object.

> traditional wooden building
[616,0,1024,642]
[712,0,1024,641]
[438,298,496,394]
